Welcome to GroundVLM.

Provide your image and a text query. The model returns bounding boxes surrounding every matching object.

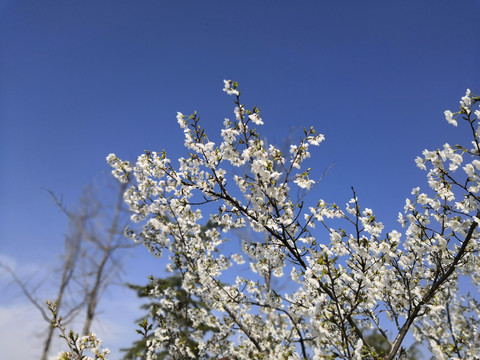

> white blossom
[223,79,239,96]
[105,84,480,359]
[445,110,457,126]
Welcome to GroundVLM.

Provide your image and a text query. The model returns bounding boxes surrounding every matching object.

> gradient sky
[1,1,480,359]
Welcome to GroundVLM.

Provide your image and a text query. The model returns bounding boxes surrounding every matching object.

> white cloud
[0,301,55,359]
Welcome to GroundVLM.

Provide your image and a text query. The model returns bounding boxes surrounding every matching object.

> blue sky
[1,1,480,358]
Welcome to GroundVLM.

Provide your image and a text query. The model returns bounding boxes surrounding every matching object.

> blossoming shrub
[103,82,480,360]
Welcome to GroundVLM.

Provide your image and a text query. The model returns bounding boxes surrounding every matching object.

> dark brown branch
[387,214,479,360]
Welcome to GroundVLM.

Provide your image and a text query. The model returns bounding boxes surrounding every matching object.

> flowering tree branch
[106,82,480,359]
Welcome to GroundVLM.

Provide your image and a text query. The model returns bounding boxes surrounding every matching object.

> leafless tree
[1,177,135,360]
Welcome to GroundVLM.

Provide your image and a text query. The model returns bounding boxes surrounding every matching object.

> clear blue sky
[1,1,480,358]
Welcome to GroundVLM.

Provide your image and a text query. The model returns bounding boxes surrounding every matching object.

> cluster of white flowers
[47,301,110,360]
[106,153,131,183]
[56,333,110,360]
[223,79,240,96]
[107,82,480,359]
